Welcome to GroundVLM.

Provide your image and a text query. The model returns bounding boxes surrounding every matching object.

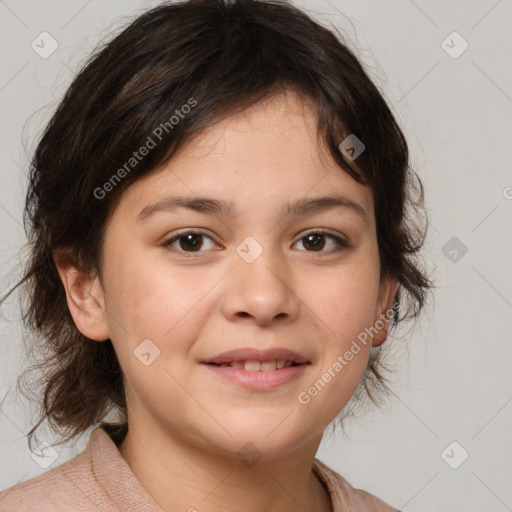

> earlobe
[372,278,399,347]
[53,249,110,342]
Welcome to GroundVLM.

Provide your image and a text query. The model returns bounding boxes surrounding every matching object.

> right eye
[161,230,219,255]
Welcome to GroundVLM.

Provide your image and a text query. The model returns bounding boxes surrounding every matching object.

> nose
[220,242,300,326]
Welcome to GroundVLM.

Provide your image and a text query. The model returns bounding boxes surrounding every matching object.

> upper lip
[202,348,310,365]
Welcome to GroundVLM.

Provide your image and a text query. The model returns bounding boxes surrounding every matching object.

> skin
[54,90,397,512]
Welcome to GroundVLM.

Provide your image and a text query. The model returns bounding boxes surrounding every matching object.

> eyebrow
[136,194,368,225]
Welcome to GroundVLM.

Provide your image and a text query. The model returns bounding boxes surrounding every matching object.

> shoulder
[313,458,401,512]
[0,430,110,512]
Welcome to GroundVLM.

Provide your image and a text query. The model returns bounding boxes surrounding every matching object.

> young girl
[0,0,431,510]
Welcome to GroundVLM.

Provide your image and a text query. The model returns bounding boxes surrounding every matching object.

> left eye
[162,230,349,255]
[293,231,349,253]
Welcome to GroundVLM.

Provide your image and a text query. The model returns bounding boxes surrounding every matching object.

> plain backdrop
[0,1,511,511]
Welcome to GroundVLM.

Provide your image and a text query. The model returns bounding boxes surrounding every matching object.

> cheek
[304,260,380,342]
[296,257,380,415]
[103,245,219,358]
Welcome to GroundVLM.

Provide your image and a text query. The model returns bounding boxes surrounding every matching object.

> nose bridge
[221,234,298,323]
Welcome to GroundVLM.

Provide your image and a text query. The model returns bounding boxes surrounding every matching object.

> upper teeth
[218,360,294,371]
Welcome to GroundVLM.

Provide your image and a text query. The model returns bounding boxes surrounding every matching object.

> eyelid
[296,228,349,245]
[293,229,351,253]
[161,228,219,248]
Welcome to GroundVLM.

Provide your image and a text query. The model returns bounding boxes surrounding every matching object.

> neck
[118,417,332,512]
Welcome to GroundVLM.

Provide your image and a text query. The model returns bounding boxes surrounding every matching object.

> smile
[202,361,310,391]
[207,359,299,371]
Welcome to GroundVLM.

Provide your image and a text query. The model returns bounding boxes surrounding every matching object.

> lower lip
[201,363,310,391]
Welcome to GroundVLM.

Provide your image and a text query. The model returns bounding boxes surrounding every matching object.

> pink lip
[202,363,309,391]
[202,347,309,365]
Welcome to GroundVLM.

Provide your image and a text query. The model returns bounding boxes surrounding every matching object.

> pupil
[180,234,202,251]
[304,234,324,251]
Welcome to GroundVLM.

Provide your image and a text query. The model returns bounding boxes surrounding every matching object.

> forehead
[114,91,374,225]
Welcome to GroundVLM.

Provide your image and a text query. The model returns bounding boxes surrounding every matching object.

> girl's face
[81,91,395,460]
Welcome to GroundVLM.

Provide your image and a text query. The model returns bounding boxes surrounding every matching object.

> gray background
[1,1,511,511]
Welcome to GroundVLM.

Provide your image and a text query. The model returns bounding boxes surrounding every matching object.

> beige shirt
[0,427,398,511]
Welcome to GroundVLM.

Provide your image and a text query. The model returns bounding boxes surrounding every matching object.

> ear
[53,248,110,342]
[371,277,399,347]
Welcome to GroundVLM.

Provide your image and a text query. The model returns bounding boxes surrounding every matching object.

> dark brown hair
[1,0,432,447]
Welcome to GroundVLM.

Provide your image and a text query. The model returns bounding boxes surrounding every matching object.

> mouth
[201,347,311,370]
[203,359,308,372]
[201,347,311,389]
[201,357,310,391]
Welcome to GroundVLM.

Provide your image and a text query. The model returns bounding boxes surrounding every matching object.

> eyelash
[161,229,350,256]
